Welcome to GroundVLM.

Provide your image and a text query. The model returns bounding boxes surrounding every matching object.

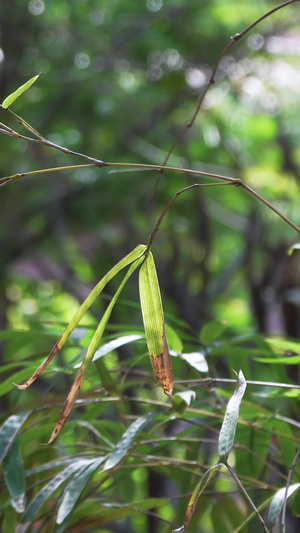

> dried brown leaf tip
[139,251,174,396]
[47,365,84,444]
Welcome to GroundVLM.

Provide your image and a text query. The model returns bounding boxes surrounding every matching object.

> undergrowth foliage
[0,1,300,532]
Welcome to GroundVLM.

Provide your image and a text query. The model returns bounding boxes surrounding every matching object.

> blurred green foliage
[0,1,300,532]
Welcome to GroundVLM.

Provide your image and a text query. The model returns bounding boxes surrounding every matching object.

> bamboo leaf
[0,411,31,464]
[180,352,208,373]
[15,245,146,391]
[218,370,247,461]
[3,437,26,513]
[139,251,173,396]
[47,256,145,443]
[74,334,142,368]
[103,413,154,471]
[20,460,91,523]
[2,74,41,109]
[56,457,105,524]
[183,464,220,530]
[267,483,300,529]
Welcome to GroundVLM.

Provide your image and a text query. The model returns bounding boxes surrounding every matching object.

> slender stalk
[162,0,299,169]
[280,445,300,532]
[174,377,300,390]
[148,182,233,247]
[225,461,271,533]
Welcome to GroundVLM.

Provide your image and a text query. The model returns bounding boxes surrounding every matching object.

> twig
[280,445,300,532]
[161,0,300,170]
[225,461,271,533]
[174,377,300,390]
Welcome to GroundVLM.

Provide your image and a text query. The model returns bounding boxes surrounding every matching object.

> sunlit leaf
[0,411,31,464]
[139,251,173,396]
[3,437,26,513]
[103,413,154,471]
[218,370,247,461]
[180,352,208,373]
[267,483,300,528]
[56,457,105,524]
[2,74,40,108]
[172,390,196,414]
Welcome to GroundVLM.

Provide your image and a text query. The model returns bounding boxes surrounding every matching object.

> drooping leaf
[21,460,91,523]
[74,334,142,368]
[0,411,31,464]
[183,464,220,530]
[56,457,105,524]
[139,251,173,396]
[218,370,247,461]
[267,483,300,529]
[3,436,26,513]
[2,74,41,108]
[47,256,145,443]
[103,413,154,471]
[15,245,146,391]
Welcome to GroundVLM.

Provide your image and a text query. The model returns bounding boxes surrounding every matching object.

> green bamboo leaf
[3,436,26,513]
[56,457,105,524]
[21,460,91,523]
[255,355,300,364]
[0,368,37,397]
[47,256,145,443]
[103,413,154,471]
[288,243,300,255]
[74,334,142,368]
[2,74,40,109]
[15,244,147,391]
[172,390,196,415]
[139,251,173,396]
[218,370,247,461]
[267,483,300,529]
[183,464,220,530]
[0,411,31,464]
[200,320,228,345]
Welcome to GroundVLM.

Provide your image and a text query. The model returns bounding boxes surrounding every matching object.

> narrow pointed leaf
[103,413,154,471]
[56,457,105,524]
[47,256,144,443]
[3,436,26,513]
[2,74,41,108]
[15,245,146,391]
[218,370,247,461]
[0,411,31,464]
[267,483,300,528]
[139,251,173,395]
[21,460,91,523]
[74,334,142,368]
[184,464,220,530]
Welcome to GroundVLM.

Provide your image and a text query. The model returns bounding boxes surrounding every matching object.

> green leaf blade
[139,251,173,395]
[218,370,247,461]
[56,457,105,524]
[2,74,41,109]
[3,437,26,513]
[103,414,154,471]
[0,411,31,464]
